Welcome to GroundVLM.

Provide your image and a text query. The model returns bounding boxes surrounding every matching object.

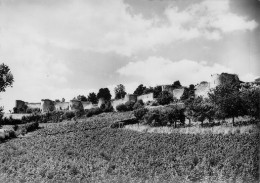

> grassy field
[0,112,259,183]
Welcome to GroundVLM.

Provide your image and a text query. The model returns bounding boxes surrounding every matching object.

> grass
[124,123,258,134]
[0,112,258,183]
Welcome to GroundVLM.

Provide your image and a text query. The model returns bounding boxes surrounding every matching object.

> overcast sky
[0,0,259,112]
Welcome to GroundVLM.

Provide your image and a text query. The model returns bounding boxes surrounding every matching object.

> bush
[16,121,39,136]
[133,107,148,121]
[86,108,102,117]
[125,101,135,111]
[26,108,33,114]
[116,104,128,112]
[63,111,76,120]
[157,91,173,105]
[100,101,114,113]
[150,101,159,106]
[144,106,185,127]
[133,100,144,110]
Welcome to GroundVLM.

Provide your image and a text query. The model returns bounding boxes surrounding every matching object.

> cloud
[117,56,233,86]
[0,0,257,56]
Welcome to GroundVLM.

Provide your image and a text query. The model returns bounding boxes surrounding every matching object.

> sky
[0,0,259,112]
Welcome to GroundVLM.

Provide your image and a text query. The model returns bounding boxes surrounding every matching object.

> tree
[143,86,154,95]
[55,99,61,102]
[77,95,88,101]
[172,80,182,89]
[97,88,112,101]
[153,86,162,98]
[0,63,14,92]
[157,91,173,105]
[114,84,127,99]
[87,92,98,104]
[240,84,260,119]
[133,84,146,96]
[208,83,244,125]
[62,98,65,102]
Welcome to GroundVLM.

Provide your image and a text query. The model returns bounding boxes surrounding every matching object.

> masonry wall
[69,100,84,111]
[81,101,93,110]
[137,93,154,103]
[195,81,210,98]
[41,99,55,113]
[27,103,41,109]
[55,102,69,111]
[172,88,184,100]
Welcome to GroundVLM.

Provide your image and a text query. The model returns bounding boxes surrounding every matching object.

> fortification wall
[55,102,69,111]
[124,94,137,102]
[137,93,154,103]
[69,100,84,111]
[27,103,41,109]
[172,88,184,100]
[15,100,27,113]
[81,101,93,110]
[210,74,221,88]
[41,99,55,113]
[195,81,210,98]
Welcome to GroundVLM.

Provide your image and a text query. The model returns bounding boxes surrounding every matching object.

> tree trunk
[232,117,235,126]
[174,121,177,128]
[189,118,191,126]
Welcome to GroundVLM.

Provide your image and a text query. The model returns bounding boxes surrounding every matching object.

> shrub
[125,101,135,111]
[16,121,39,135]
[116,104,128,112]
[63,111,76,120]
[133,100,144,110]
[157,91,173,105]
[133,107,148,121]
[150,101,159,106]
[144,106,185,127]
[86,108,102,117]
[26,108,33,114]
[100,101,114,113]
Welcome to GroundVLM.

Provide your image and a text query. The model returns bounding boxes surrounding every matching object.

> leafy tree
[172,80,182,89]
[157,91,173,105]
[114,84,127,99]
[77,95,88,101]
[133,84,146,96]
[87,92,98,104]
[97,88,112,101]
[62,98,65,102]
[55,99,61,102]
[153,86,162,98]
[143,86,154,95]
[0,63,14,92]
[208,83,245,125]
[240,84,260,119]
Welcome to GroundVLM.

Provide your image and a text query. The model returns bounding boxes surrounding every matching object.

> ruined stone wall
[172,88,184,100]
[195,81,210,98]
[15,100,27,113]
[41,99,55,113]
[69,100,84,111]
[81,101,93,110]
[137,93,154,103]
[111,98,125,111]
[98,98,105,108]
[55,102,69,111]
[124,94,137,102]
[210,74,221,88]
[27,103,41,109]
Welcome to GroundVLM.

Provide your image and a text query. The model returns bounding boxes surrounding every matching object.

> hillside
[0,112,258,183]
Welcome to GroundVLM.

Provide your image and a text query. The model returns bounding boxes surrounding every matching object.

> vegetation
[114,84,127,99]
[0,63,14,92]
[87,92,98,104]
[76,95,88,101]
[157,91,173,105]
[97,88,112,101]
[0,112,258,182]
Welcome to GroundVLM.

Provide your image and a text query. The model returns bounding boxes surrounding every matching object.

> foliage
[240,85,260,119]
[143,86,154,95]
[153,86,162,98]
[0,63,14,92]
[144,106,185,127]
[76,95,88,102]
[100,101,114,113]
[208,83,245,124]
[133,84,146,96]
[133,107,148,120]
[114,84,127,99]
[97,88,112,101]
[125,101,135,111]
[133,100,144,110]
[172,80,182,89]
[0,112,258,182]
[16,121,39,135]
[63,111,75,120]
[87,92,98,104]
[116,104,128,112]
[86,107,102,117]
[157,91,173,105]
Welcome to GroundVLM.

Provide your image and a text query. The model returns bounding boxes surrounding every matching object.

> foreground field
[0,112,259,183]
